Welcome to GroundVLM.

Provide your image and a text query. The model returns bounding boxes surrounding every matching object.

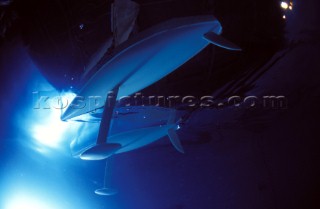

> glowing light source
[281,1,289,9]
[283,15,286,19]
[5,196,55,209]
[30,92,77,149]
[31,110,69,148]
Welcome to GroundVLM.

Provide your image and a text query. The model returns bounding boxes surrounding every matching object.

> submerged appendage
[204,31,242,51]
[95,160,118,196]
[95,188,118,196]
[80,143,122,161]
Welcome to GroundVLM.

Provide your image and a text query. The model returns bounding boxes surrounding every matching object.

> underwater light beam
[30,92,77,149]
[5,195,56,209]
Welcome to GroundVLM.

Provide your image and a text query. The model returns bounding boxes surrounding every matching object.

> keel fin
[80,143,121,161]
[203,31,242,51]
[168,128,185,154]
[95,188,118,196]
[96,85,120,145]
